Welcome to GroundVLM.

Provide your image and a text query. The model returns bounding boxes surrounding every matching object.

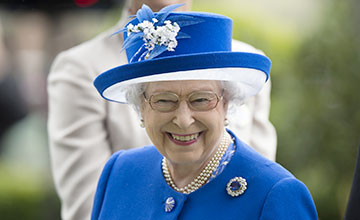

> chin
[166,151,199,164]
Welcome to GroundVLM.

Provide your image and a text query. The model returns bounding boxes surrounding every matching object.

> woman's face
[141,80,227,166]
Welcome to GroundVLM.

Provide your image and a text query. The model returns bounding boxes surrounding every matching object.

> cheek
[142,108,167,142]
[144,116,162,147]
[205,107,227,140]
[201,112,225,136]
[215,104,227,127]
[141,102,154,123]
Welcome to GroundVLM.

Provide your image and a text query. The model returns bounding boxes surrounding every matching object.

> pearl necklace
[162,133,231,194]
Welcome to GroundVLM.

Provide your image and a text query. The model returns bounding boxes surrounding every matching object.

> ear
[222,97,229,113]
[140,99,146,119]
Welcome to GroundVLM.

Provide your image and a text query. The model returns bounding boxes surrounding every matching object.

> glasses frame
[143,90,224,113]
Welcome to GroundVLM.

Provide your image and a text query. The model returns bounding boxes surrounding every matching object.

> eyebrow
[148,86,219,92]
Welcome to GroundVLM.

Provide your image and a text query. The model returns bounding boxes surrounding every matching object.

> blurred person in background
[47,0,277,219]
[0,0,119,115]
[0,18,28,154]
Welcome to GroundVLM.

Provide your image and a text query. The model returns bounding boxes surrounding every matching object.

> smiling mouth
[167,132,202,144]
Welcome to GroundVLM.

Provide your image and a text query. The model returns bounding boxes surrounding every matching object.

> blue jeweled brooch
[226,177,247,197]
[165,197,175,212]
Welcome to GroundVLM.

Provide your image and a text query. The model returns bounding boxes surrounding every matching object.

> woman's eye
[192,98,210,103]
[154,99,176,104]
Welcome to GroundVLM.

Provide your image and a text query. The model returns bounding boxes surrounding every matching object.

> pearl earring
[224,118,229,127]
[140,119,145,128]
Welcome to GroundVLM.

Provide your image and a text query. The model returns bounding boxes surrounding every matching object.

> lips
[167,132,202,145]
[171,133,199,141]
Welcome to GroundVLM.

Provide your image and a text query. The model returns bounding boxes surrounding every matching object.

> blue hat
[94,4,271,103]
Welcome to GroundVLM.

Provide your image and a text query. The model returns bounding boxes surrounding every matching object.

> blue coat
[92,130,318,219]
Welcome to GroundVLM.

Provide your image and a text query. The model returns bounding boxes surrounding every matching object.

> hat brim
[94,51,271,103]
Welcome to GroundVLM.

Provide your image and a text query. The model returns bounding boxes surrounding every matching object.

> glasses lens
[150,93,179,112]
[188,92,218,111]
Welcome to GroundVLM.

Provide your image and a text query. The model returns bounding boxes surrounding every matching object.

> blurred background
[0,0,359,219]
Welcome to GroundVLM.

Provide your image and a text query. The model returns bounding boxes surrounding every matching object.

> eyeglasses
[143,90,223,113]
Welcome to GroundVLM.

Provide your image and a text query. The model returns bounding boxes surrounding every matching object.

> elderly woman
[91,4,318,220]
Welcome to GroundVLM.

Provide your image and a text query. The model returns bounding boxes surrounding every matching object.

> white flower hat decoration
[94,4,272,103]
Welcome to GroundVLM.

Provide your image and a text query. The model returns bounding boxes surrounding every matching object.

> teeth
[171,133,199,142]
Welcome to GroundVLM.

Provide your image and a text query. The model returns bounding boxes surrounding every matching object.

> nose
[172,100,195,129]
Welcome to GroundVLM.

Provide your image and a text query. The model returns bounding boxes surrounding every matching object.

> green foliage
[275,0,360,219]
[0,164,61,220]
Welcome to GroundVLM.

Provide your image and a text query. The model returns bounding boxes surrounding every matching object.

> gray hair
[125,82,147,115]
[125,81,246,117]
